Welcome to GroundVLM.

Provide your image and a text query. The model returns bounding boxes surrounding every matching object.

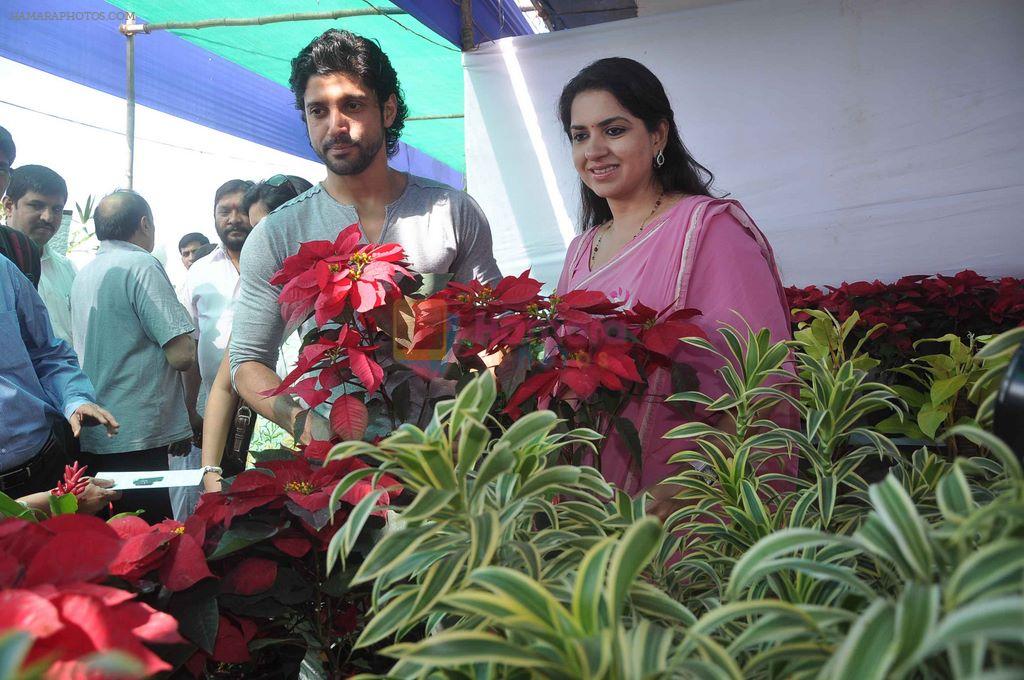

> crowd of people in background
[1,26,790,524]
[0,28,501,524]
[0,115,327,520]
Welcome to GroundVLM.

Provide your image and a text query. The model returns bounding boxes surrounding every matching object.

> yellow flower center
[570,350,590,363]
[285,480,315,495]
[348,251,372,279]
[172,526,186,535]
[328,263,341,273]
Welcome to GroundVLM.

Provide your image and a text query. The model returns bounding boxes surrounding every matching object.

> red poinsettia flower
[185,614,260,674]
[192,468,282,528]
[0,515,183,678]
[271,528,313,558]
[0,515,122,588]
[301,437,340,462]
[0,583,183,678]
[270,224,411,326]
[992,276,1024,322]
[440,270,543,316]
[221,557,277,596]
[262,455,397,515]
[504,334,642,417]
[263,326,384,403]
[313,241,410,322]
[108,515,213,592]
[549,289,620,325]
[620,304,706,359]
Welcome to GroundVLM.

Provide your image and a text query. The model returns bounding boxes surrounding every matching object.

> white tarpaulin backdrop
[464,0,1024,288]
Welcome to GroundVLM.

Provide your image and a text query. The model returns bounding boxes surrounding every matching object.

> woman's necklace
[590,190,666,269]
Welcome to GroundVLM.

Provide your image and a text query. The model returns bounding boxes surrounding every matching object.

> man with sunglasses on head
[176,179,253,519]
[229,29,501,447]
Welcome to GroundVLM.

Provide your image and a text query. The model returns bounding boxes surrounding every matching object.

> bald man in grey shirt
[229,29,500,447]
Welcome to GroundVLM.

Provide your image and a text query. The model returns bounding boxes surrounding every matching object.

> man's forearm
[234,360,331,443]
[182,361,202,425]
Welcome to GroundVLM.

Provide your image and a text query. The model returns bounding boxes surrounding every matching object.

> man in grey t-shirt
[71,190,197,521]
[230,29,500,446]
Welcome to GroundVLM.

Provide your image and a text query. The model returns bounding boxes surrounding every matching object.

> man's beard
[316,130,384,176]
[218,226,250,252]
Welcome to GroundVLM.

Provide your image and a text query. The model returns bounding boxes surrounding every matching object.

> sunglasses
[264,174,303,196]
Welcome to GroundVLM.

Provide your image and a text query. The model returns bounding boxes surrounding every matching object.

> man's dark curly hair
[289,29,408,158]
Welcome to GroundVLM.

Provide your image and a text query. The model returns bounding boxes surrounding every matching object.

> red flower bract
[1,585,183,678]
[0,515,184,679]
[263,455,396,515]
[503,333,643,417]
[269,224,411,327]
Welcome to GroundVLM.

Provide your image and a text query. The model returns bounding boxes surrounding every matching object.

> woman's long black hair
[558,57,716,231]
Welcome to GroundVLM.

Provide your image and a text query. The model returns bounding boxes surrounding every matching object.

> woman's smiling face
[569,89,665,202]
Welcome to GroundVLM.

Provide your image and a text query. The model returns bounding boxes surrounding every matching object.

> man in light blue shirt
[0,256,119,499]
[71,190,196,521]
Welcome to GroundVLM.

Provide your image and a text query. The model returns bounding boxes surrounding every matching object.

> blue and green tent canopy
[0,0,532,186]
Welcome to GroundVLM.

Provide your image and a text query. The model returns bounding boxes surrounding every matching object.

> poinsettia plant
[135,449,398,676]
[0,514,184,679]
[787,269,1024,370]
[411,270,707,464]
[0,447,398,677]
[263,223,418,441]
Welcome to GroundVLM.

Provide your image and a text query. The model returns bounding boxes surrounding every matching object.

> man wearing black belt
[0,256,120,500]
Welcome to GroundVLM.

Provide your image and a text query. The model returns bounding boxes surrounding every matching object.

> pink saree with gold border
[556,195,797,493]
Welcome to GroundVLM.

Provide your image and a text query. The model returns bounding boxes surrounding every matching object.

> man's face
[180,240,205,269]
[0,151,10,199]
[4,190,67,246]
[214,191,251,253]
[303,73,396,177]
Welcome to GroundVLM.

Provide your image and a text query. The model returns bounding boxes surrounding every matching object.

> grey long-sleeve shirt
[229,174,501,376]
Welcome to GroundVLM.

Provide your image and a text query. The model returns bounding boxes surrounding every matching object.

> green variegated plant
[317,324,1023,678]
[323,373,680,654]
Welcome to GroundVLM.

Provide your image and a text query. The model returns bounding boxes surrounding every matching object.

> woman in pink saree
[554,58,796,503]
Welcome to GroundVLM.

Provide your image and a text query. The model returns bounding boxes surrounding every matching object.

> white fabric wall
[0,58,324,285]
[464,0,1024,288]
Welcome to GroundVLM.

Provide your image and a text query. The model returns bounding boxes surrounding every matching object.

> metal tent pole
[124,13,137,189]
[121,7,406,35]
[118,7,411,186]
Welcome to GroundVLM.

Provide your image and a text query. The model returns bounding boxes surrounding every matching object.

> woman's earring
[655,149,665,168]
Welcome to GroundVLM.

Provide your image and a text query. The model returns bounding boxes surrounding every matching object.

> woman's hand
[203,470,224,494]
[76,478,121,515]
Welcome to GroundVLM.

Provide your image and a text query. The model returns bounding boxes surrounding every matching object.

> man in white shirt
[3,165,76,344]
[176,179,253,518]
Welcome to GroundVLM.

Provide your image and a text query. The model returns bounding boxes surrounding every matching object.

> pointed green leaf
[606,517,663,621]
[867,476,934,581]
[572,536,616,633]
[825,599,897,680]
[382,631,548,669]
[930,374,968,406]
[355,588,419,648]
